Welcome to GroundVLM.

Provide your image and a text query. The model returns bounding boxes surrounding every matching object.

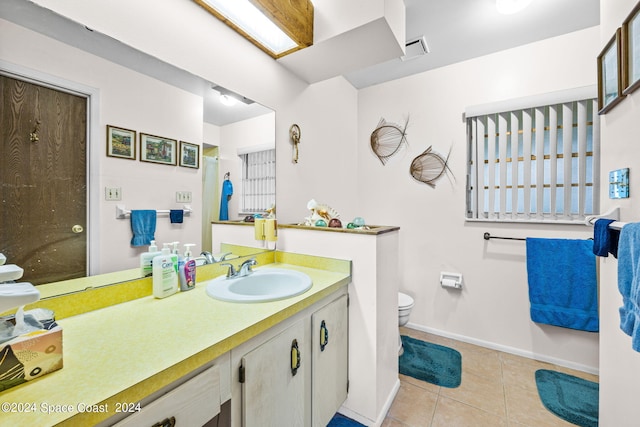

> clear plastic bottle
[179,244,197,291]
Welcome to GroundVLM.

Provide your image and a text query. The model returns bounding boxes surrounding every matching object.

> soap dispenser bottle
[140,240,162,277]
[152,243,179,298]
[178,244,197,291]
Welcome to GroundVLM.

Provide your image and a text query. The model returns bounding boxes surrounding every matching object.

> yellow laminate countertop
[1,262,350,426]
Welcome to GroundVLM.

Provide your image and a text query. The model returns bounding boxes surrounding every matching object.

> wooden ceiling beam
[250,0,314,49]
[193,0,313,59]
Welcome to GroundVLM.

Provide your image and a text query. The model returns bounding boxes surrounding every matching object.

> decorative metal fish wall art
[370,116,409,165]
[409,145,455,188]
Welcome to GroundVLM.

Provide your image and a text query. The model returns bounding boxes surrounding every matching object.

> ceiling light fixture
[219,94,237,106]
[213,85,255,107]
[195,0,313,58]
[496,0,533,15]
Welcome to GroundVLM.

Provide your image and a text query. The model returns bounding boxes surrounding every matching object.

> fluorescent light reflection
[202,0,297,54]
[219,94,237,106]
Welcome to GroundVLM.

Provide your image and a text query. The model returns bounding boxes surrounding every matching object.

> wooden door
[0,75,87,285]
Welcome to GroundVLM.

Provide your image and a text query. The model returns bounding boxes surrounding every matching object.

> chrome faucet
[238,258,257,277]
[221,263,237,278]
[200,251,215,264]
[218,252,233,262]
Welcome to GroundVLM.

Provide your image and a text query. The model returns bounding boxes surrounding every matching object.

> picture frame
[598,28,624,115]
[623,1,640,94]
[140,133,177,165]
[106,125,136,160]
[179,141,200,169]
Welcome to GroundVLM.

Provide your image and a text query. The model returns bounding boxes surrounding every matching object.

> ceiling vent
[401,36,429,61]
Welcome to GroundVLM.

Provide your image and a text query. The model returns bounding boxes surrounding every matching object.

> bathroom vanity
[212,222,401,425]
[0,252,350,427]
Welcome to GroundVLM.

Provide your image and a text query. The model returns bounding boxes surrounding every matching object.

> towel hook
[224,172,230,180]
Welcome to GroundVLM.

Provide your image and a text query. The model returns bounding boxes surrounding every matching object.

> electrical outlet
[176,191,192,203]
[105,187,122,201]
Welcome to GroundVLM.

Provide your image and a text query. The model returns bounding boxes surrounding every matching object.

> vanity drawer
[114,365,220,427]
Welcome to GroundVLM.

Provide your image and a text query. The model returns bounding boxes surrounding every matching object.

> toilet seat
[398,292,414,310]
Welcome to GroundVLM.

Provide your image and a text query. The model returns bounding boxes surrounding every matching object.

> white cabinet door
[241,318,310,427]
[311,294,349,427]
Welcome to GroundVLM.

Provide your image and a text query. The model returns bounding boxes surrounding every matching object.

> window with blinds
[466,93,600,223]
[239,148,276,214]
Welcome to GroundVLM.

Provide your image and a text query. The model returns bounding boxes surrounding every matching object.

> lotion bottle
[152,243,179,298]
[178,244,197,291]
[140,240,162,277]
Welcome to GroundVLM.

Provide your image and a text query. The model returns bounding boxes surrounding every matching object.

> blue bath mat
[327,413,365,427]
[535,369,599,427]
[399,335,462,388]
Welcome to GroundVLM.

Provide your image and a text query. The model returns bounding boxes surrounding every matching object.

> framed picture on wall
[106,125,136,160]
[179,141,199,169]
[623,1,640,94]
[140,133,177,165]
[598,28,624,115]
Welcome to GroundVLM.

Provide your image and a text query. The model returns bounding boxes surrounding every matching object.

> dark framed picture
[598,29,624,114]
[623,1,640,94]
[140,133,177,165]
[179,141,199,169]
[106,125,136,160]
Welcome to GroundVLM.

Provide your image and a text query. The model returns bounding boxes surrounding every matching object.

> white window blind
[466,93,600,223]
[239,148,276,213]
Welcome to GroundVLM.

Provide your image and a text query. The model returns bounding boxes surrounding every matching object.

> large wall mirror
[0,0,275,296]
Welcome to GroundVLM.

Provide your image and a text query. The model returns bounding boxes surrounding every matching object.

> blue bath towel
[219,179,233,221]
[617,223,640,350]
[526,238,598,332]
[130,210,156,247]
[593,218,620,258]
[170,209,183,224]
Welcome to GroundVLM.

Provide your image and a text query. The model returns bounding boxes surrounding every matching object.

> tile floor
[382,327,599,427]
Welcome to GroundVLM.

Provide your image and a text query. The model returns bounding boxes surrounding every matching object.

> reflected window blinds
[240,148,276,213]
[466,94,600,223]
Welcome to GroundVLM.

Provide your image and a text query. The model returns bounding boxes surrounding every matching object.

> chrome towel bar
[116,204,192,219]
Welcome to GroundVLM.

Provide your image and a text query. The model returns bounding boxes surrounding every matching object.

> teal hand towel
[219,179,233,221]
[617,223,640,350]
[130,210,156,247]
[526,238,598,332]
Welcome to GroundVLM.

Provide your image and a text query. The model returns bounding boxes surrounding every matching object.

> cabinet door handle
[291,339,301,376]
[320,320,329,351]
[151,416,176,427]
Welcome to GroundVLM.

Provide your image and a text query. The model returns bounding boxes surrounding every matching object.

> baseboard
[406,322,599,376]
[338,378,400,427]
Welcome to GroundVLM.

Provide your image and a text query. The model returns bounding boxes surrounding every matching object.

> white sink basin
[205,268,312,303]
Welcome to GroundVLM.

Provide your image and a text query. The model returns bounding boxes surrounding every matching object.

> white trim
[464,85,597,118]
[0,59,101,276]
[338,379,400,427]
[236,141,275,155]
[405,322,599,375]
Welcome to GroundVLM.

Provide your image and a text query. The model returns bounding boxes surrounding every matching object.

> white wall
[599,1,640,425]
[0,18,203,274]
[275,76,360,223]
[358,27,601,371]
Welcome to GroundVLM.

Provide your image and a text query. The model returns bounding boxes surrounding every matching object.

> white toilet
[398,292,414,354]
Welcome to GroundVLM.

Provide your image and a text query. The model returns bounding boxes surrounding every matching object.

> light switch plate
[609,168,629,199]
[105,187,122,201]
[176,191,192,203]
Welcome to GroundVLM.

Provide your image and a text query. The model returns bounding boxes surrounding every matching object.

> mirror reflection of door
[1,75,87,285]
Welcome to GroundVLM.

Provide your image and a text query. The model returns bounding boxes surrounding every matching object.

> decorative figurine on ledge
[303,199,340,227]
